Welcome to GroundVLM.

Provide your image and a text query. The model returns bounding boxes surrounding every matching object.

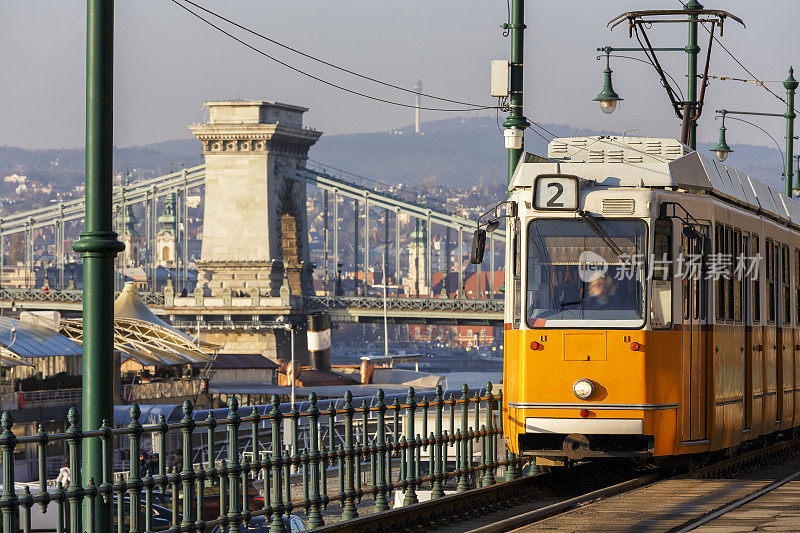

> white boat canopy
[60,282,218,366]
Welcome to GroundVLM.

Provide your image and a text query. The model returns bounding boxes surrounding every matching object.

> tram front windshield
[527,218,646,327]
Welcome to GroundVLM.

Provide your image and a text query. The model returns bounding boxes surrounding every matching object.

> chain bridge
[0,101,505,359]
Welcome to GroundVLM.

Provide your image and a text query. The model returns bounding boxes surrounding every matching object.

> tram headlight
[573,379,594,400]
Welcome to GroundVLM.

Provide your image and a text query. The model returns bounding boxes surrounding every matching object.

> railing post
[399,435,408,499]
[360,399,369,503]
[20,486,32,533]
[268,395,286,533]
[290,400,300,476]
[480,424,489,487]
[442,430,450,487]
[307,393,324,527]
[301,450,310,517]
[226,397,242,533]
[458,385,470,492]
[98,418,112,528]
[128,405,143,533]
[205,412,218,484]
[374,389,389,512]
[143,470,154,533]
[195,465,206,532]
[455,429,465,493]
[421,396,429,454]
[260,452,272,516]
[283,449,292,515]
[181,401,197,531]
[241,456,251,524]
[341,391,358,520]
[392,398,401,458]
[250,407,262,484]
[85,479,97,533]
[483,383,496,486]
[157,414,169,492]
[403,387,418,505]
[415,434,422,495]
[369,440,378,505]
[337,444,345,509]
[65,407,83,533]
[117,473,127,530]
[327,404,336,467]
[218,460,227,521]
[431,385,445,498]
[35,424,50,514]
[428,432,435,492]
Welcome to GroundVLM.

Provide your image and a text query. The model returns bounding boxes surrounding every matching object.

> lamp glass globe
[599,99,617,114]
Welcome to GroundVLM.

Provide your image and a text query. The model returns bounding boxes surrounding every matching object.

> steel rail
[670,467,800,532]
[467,472,661,533]
[461,434,800,533]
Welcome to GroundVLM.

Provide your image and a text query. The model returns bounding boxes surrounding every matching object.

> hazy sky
[3,1,800,149]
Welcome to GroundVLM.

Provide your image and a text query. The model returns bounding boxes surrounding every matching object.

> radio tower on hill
[414,78,422,134]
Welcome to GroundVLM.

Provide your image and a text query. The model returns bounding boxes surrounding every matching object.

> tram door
[681,230,708,442]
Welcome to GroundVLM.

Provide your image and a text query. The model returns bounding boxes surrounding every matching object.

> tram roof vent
[547,136,689,163]
[602,198,636,215]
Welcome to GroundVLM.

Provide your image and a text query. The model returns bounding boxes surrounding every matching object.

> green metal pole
[75,0,124,529]
[502,0,530,184]
[685,0,702,150]
[783,67,797,197]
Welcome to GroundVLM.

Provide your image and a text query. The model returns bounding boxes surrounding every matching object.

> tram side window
[722,228,734,320]
[734,229,742,322]
[715,224,727,321]
[795,249,800,324]
[753,235,760,323]
[695,229,707,320]
[651,218,672,329]
[683,233,690,321]
[782,244,790,325]
[715,225,724,320]
[512,218,521,328]
[766,239,775,323]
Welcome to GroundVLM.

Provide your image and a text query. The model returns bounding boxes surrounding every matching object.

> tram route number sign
[533,174,579,211]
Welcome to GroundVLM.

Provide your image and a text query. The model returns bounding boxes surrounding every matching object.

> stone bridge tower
[189,101,322,297]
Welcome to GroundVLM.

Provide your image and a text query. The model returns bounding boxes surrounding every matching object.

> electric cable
[675,0,794,111]
[527,125,553,144]
[606,54,686,101]
[173,0,498,110]
[530,121,557,139]
[720,115,786,177]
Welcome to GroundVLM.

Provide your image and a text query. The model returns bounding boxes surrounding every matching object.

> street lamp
[710,117,733,162]
[711,67,798,196]
[595,5,743,149]
[593,51,622,115]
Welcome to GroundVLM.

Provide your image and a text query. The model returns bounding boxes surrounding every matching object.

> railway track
[312,433,800,532]
[482,436,800,533]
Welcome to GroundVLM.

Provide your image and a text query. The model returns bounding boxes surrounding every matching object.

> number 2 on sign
[534,175,578,211]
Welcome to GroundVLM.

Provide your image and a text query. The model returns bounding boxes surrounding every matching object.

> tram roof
[510,136,800,225]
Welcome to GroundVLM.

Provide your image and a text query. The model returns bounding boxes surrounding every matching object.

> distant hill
[0,116,788,192]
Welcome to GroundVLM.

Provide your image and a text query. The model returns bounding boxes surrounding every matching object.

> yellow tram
[486,135,800,465]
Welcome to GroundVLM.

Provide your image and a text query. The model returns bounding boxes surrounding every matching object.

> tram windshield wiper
[579,210,628,261]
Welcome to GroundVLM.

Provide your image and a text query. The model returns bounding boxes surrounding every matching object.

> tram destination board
[533,174,579,211]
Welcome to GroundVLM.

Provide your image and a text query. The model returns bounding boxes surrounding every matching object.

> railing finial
[182,399,193,418]
[129,403,141,423]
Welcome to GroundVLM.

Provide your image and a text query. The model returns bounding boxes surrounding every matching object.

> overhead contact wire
[173,0,499,111]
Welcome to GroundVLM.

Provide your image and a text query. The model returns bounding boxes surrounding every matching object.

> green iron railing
[0,383,523,532]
